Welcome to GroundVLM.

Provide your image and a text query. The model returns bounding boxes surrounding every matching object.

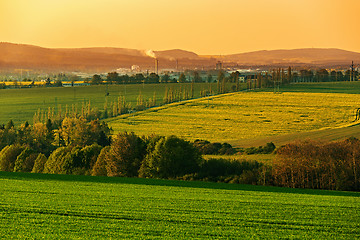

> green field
[0,172,359,239]
[0,83,220,125]
[277,81,360,94]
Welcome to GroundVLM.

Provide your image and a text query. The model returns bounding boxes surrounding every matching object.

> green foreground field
[0,83,219,125]
[0,172,359,239]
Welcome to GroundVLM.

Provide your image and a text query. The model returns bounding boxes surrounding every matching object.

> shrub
[243,142,276,154]
[192,140,236,155]
[199,158,263,181]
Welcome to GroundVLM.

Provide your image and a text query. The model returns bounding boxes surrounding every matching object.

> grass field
[0,172,359,239]
[107,90,360,146]
[277,81,360,94]
[0,83,220,125]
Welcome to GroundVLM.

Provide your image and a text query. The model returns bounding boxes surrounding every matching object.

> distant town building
[131,65,141,72]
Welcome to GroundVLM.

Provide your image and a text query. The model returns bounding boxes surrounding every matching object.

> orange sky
[1,0,360,55]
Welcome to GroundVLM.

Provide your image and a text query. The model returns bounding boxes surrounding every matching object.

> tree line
[0,118,202,178]
[2,67,358,90]
[1,117,359,191]
[0,117,269,185]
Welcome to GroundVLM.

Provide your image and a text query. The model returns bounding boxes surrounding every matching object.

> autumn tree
[32,122,54,155]
[273,139,360,191]
[105,132,146,177]
[59,118,111,147]
[0,121,17,149]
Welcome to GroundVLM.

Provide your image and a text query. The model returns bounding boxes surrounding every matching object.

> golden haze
[1,0,360,55]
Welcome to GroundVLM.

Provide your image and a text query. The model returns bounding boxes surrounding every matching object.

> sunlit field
[107,91,360,143]
[1,172,359,239]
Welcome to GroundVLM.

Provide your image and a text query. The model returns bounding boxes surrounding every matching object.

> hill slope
[1,43,359,72]
[223,48,360,66]
[0,43,215,72]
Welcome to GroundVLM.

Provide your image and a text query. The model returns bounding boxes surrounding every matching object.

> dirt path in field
[229,123,360,148]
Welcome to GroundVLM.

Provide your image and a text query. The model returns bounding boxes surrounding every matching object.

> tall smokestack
[155,58,159,75]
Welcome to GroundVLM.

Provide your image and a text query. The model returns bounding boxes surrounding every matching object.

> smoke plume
[146,49,156,58]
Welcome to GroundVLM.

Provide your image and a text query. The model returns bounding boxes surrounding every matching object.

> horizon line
[1,42,359,56]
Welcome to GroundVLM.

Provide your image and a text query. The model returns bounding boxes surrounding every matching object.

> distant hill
[0,43,214,72]
[59,47,146,57]
[0,43,359,72]
[154,49,199,60]
[223,48,360,66]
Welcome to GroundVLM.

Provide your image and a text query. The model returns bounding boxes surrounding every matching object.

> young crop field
[0,83,219,125]
[0,172,359,239]
[107,91,360,145]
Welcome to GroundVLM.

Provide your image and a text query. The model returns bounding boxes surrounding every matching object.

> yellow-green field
[107,91,360,146]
